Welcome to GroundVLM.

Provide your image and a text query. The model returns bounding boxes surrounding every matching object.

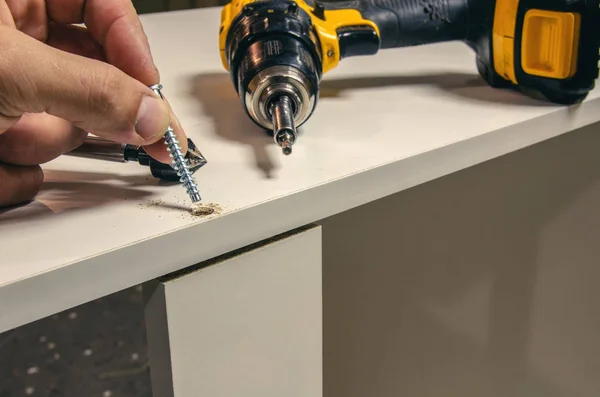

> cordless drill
[219,0,600,155]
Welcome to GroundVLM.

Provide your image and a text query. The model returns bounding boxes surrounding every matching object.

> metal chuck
[239,63,317,157]
[270,95,296,155]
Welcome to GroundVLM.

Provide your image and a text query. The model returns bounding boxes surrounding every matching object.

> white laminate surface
[1,8,599,331]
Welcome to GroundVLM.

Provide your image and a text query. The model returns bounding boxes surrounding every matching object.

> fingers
[43,0,86,23]
[0,1,16,27]
[0,25,170,146]
[7,0,157,84]
[46,22,106,61]
[0,113,88,165]
[4,0,46,40]
[0,163,43,208]
[142,115,187,164]
[2,1,189,166]
[142,94,188,163]
[43,19,188,165]
[46,0,159,85]
[0,113,21,134]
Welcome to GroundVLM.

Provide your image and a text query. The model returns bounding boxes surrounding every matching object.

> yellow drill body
[219,0,600,154]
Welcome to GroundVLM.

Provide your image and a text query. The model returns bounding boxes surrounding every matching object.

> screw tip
[190,192,202,203]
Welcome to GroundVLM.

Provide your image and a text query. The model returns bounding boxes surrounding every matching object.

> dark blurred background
[0,3,220,397]
[132,0,228,14]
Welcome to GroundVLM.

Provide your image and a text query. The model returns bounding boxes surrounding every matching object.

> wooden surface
[1,7,599,332]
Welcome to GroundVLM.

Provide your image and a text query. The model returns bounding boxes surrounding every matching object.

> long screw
[149,84,201,203]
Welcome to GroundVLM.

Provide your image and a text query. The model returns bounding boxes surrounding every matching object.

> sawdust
[140,198,224,221]
[139,199,165,209]
[190,203,223,217]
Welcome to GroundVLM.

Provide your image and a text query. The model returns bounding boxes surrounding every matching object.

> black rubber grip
[321,0,471,49]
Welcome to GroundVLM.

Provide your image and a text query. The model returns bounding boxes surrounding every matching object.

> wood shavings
[140,197,224,220]
[190,203,222,217]
[139,199,165,209]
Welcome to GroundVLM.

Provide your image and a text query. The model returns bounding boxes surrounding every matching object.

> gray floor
[0,286,151,397]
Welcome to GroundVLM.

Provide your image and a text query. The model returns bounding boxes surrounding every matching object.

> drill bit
[66,136,207,182]
[149,84,201,203]
[271,95,296,155]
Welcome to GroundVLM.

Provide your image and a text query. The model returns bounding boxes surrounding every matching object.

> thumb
[0,25,169,146]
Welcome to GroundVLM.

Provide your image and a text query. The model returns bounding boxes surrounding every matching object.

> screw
[148,84,201,203]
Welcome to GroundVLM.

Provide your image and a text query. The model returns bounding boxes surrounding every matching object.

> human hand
[0,0,188,208]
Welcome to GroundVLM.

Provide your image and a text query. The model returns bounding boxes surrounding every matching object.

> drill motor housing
[470,0,600,104]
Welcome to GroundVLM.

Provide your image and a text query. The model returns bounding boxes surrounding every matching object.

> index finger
[45,0,188,162]
[46,0,159,85]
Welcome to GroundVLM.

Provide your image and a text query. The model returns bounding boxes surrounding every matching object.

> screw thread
[149,83,201,203]
[164,127,201,203]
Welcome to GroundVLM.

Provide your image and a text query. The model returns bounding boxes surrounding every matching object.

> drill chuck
[242,64,317,155]
[222,0,322,154]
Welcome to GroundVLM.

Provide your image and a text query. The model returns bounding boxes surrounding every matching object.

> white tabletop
[1,7,599,332]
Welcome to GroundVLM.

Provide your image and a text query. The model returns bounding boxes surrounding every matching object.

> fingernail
[135,96,168,140]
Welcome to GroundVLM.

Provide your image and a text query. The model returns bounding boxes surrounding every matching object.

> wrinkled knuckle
[0,39,30,117]
[83,65,122,119]
[0,94,15,118]
[0,72,15,116]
